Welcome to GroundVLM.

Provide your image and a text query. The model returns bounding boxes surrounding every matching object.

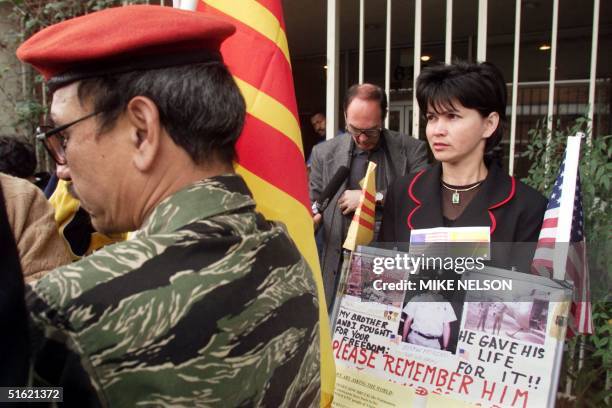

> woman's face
[425,100,498,166]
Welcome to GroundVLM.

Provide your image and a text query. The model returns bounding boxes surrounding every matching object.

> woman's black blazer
[379,162,548,272]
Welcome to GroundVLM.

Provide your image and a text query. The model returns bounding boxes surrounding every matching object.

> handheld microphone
[312,166,350,215]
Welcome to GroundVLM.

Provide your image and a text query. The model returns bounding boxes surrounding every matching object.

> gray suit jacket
[309,129,428,307]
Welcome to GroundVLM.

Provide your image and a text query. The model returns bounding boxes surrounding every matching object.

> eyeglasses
[35,111,100,165]
[346,124,382,139]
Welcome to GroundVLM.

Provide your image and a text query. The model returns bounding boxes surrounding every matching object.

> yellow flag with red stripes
[343,162,377,251]
[196,1,334,405]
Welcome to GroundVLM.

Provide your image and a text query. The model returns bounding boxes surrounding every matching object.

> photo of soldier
[476,301,491,331]
[464,293,550,345]
[398,287,460,352]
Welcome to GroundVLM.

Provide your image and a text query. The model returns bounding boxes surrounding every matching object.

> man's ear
[482,112,500,139]
[125,96,161,171]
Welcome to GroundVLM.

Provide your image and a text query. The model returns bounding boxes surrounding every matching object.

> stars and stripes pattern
[531,154,593,334]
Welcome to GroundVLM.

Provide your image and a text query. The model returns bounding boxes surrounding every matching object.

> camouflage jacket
[27,174,321,407]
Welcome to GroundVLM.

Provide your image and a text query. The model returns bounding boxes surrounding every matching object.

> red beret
[17,5,235,91]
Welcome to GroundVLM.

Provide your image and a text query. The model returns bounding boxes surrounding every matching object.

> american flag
[531,148,593,334]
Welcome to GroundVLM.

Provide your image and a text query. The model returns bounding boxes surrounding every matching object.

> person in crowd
[491,302,508,336]
[0,135,51,189]
[18,5,320,406]
[306,111,343,168]
[308,112,328,261]
[309,83,428,307]
[310,111,327,139]
[0,135,37,180]
[306,111,327,168]
[477,301,491,332]
[0,172,71,281]
[0,135,50,190]
[0,183,30,386]
[402,290,456,350]
[379,61,547,271]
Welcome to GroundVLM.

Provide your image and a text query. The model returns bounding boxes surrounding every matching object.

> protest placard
[331,246,573,408]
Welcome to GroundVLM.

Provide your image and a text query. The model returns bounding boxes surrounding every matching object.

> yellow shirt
[49,179,126,259]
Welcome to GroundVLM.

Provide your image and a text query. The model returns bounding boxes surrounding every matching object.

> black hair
[0,136,37,178]
[343,83,388,121]
[76,62,245,165]
[416,61,507,152]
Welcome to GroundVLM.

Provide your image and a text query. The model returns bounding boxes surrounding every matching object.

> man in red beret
[18,5,320,406]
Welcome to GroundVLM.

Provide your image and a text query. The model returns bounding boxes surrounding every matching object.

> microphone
[312,166,350,215]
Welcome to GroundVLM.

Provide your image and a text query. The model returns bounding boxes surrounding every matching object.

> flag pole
[182,2,337,405]
[331,161,377,326]
[329,249,353,330]
[552,135,582,279]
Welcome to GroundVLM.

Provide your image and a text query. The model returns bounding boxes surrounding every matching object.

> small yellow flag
[343,161,377,251]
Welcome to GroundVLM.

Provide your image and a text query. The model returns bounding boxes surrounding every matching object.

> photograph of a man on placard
[399,289,458,352]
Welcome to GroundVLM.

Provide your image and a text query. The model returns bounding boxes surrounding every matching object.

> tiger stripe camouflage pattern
[27,174,320,407]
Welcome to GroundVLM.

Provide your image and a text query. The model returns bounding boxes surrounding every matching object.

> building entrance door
[388,101,412,136]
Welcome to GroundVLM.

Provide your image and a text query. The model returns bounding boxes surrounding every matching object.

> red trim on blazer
[406,170,425,230]
[488,211,496,235]
[487,176,516,234]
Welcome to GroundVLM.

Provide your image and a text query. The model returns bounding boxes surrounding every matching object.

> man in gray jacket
[309,83,428,308]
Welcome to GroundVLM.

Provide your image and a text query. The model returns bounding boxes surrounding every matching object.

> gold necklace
[441,180,483,205]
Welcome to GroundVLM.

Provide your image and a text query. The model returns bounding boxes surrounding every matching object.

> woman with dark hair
[379,61,546,271]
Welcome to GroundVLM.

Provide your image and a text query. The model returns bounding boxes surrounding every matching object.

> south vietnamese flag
[185,1,336,405]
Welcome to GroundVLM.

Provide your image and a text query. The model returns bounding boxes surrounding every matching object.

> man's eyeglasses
[346,124,382,139]
[35,111,100,165]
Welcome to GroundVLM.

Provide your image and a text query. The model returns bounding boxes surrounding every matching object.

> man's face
[345,98,382,151]
[310,113,326,137]
[50,83,132,234]
[55,163,81,199]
